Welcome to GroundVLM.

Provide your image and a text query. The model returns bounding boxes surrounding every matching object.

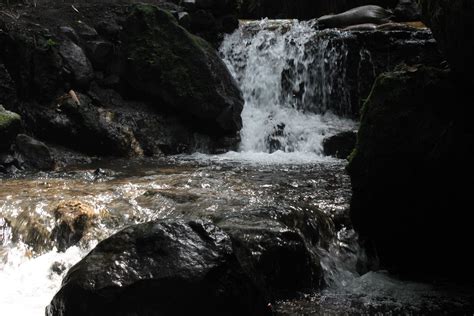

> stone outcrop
[347,65,474,278]
[0,2,244,162]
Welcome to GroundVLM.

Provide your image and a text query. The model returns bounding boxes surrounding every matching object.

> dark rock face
[0,2,244,160]
[15,134,55,170]
[237,0,398,20]
[393,0,421,22]
[347,65,474,278]
[121,4,243,134]
[323,131,356,159]
[47,219,270,316]
[419,0,474,86]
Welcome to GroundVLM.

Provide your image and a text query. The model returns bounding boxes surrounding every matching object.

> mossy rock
[0,106,21,151]
[347,65,474,278]
[121,4,243,135]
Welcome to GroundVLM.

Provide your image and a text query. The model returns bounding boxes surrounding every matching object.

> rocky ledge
[0,1,244,171]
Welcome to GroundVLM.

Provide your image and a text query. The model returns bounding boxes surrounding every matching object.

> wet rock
[121,4,243,135]
[15,134,55,170]
[59,41,94,88]
[347,65,474,279]
[0,106,21,151]
[51,200,97,252]
[31,91,142,156]
[266,123,287,153]
[419,0,474,86]
[323,131,357,159]
[47,219,269,316]
[50,261,67,275]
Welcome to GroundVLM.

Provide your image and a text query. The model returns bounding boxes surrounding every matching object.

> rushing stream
[1,20,473,315]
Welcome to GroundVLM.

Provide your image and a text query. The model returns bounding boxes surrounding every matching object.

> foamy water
[220,19,356,154]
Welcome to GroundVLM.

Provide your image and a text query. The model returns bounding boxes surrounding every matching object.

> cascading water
[219,19,356,155]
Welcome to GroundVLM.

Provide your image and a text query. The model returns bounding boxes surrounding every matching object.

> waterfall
[219,20,356,155]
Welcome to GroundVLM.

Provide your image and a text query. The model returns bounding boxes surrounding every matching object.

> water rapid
[219,19,356,155]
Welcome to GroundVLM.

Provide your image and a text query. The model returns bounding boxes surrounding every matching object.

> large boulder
[419,0,474,85]
[120,4,243,135]
[347,65,474,278]
[47,219,270,316]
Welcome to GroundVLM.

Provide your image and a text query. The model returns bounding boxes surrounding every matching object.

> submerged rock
[47,219,269,316]
[51,200,97,252]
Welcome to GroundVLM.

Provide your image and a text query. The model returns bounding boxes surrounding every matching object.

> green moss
[46,38,58,47]
[0,110,21,130]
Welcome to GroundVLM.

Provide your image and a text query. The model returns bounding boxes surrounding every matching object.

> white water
[0,244,90,315]
[219,19,356,157]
